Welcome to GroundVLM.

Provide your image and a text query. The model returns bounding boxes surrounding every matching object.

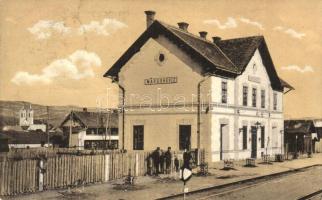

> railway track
[157,164,322,200]
[298,189,322,200]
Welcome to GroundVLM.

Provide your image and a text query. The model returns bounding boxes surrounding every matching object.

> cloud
[28,20,71,40]
[203,17,237,29]
[78,18,127,36]
[239,17,264,30]
[274,26,305,39]
[281,65,314,73]
[28,18,127,40]
[11,50,102,85]
[203,17,264,30]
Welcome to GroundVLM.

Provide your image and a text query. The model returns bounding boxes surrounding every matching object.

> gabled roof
[160,21,238,73]
[104,20,291,91]
[216,36,284,91]
[103,20,238,79]
[60,111,118,129]
[215,36,263,71]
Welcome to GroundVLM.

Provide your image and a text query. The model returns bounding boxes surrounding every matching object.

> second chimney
[199,31,208,39]
[178,22,189,31]
[144,10,156,29]
[212,36,222,43]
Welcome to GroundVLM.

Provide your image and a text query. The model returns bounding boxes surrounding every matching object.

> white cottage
[60,109,119,150]
[104,11,293,162]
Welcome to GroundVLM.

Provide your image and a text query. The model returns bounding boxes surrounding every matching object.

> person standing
[174,154,179,172]
[165,147,172,174]
[183,148,192,170]
[160,149,165,174]
[147,154,153,176]
[153,147,161,175]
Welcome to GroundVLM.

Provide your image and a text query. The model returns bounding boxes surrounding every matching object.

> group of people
[147,147,192,176]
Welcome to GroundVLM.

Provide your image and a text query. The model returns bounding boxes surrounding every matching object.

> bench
[245,158,256,167]
[275,154,284,162]
[262,154,271,163]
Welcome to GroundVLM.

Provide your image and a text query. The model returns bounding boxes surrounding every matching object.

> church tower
[19,104,34,126]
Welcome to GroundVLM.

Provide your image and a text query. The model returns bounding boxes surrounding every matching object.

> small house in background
[60,108,119,150]
[284,120,317,156]
[0,131,49,149]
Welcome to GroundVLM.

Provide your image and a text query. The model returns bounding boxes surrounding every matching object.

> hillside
[0,100,99,128]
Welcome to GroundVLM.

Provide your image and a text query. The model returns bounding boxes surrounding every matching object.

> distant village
[0,105,119,151]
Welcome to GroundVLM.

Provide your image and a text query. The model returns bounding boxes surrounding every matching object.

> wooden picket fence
[0,159,38,195]
[1,149,203,196]
[43,154,106,189]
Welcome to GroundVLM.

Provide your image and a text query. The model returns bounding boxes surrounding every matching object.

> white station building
[104,11,293,162]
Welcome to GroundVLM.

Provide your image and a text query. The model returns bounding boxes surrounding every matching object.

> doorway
[251,126,257,158]
[179,125,191,150]
[220,124,229,160]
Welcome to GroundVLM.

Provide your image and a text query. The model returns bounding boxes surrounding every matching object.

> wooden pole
[69,111,72,147]
[47,106,50,147]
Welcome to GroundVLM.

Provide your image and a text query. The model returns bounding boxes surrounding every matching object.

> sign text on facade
[144,77,177,85]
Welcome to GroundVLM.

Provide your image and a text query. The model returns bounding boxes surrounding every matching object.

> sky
[0,0,321,119]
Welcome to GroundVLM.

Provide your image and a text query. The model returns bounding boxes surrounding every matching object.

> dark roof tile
[215,36,264,71]
[161,22,238,73]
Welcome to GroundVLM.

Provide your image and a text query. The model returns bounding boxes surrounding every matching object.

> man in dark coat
[152,147,161,175]
[160,150,165,174]
[164,147,172,174]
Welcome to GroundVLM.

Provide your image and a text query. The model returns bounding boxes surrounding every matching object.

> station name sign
[144,76,178,85]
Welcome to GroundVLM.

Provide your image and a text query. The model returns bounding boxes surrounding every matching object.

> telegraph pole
[46,106,49,147]
[69,110,72,147]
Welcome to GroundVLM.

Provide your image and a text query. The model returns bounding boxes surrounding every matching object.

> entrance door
[251,126,257,158]
[179,125,191,150]
[220,124,229,160]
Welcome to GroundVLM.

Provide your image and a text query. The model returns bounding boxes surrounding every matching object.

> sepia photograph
[0,0,321,199]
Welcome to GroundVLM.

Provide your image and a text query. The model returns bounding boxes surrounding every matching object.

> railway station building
[104,11,293,162]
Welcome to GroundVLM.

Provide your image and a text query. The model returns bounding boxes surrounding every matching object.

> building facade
[104,11,293,162]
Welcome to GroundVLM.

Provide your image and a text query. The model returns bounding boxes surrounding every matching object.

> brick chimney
[144,10,156,28]
[212,36,221,43]
[199,31,208,39]
[178,22,189,31]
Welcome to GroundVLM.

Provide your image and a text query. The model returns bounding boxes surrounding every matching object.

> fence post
[104,154,109,182]
[38,159,44,191]
[135,153,139,177]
